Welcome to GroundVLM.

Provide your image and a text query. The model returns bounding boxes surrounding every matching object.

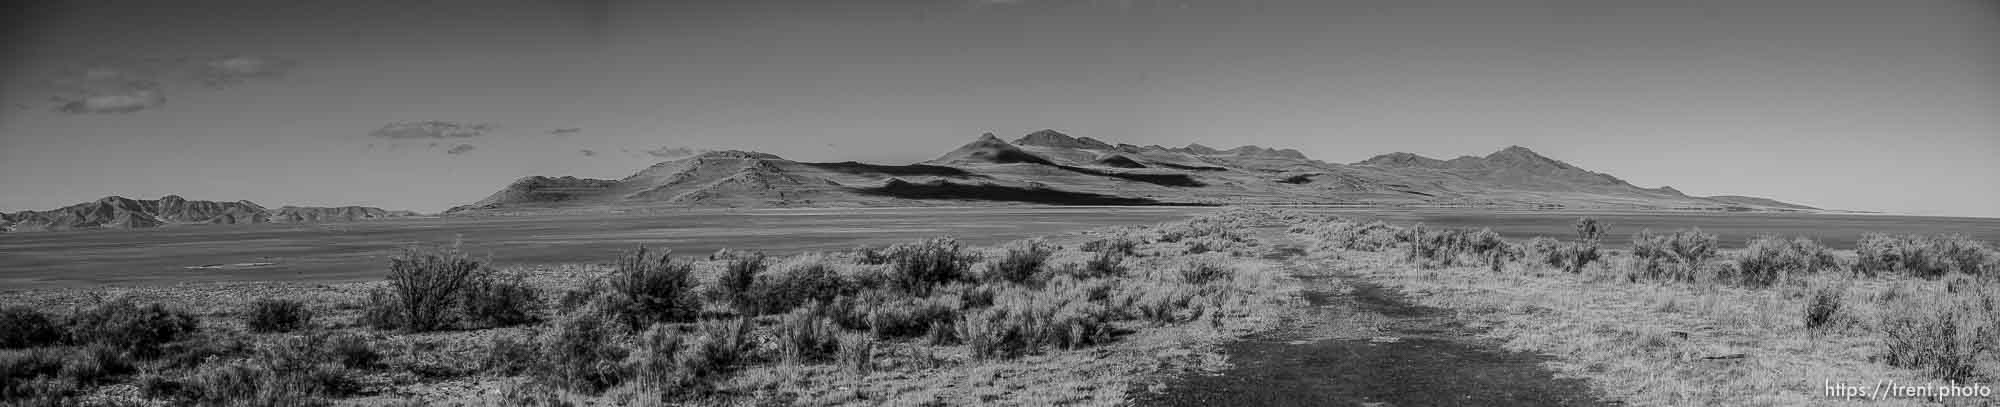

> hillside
[1,196,420,233]
[448,130,1819,213]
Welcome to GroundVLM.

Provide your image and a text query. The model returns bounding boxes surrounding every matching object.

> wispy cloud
[549,128,582,137]
[369,121,494,140]
[446,144,477,155]
[56,87,166,114]
[198,56,296,88]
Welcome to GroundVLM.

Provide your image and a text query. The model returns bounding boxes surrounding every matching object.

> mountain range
[0,195,420,233]
[445,130,1816,214]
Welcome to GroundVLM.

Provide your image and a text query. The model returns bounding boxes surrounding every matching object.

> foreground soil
[1136,238,1606,406]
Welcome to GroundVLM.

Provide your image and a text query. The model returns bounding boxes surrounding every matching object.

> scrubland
[0,209,1299,406]
[5,207,1996,406]
[1288,216,2000,406]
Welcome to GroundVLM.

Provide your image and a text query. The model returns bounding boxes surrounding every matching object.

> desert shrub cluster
[1732,235,1842,287]
[244,298,313,333]
[1626,228,1720,283]
[1855,233,1998,279]
[1399,224,1513,270]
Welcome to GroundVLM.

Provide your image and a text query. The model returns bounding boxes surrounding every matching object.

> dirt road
[1134,239,1608,406]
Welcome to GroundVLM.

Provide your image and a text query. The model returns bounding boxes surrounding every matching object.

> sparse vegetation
[244,298,313,333]
[0,307,63,349]
[1733,235,1840,287]
[605,246,701,330]
[886,237,977,296]
[1400,224,1510,269]
[717,251,767,314]
[459,272,542,328]
[1627,228,1719,284]
[985,238,1054,285]
[66,299,199,357]
[383,243,485,332]
[1855,233,1998,279]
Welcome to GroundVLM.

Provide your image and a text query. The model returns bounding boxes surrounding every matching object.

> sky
[1,0,1995,217]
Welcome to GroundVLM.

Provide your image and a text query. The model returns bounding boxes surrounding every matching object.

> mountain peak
[1014,129,1112,150]
[1357,152,1446,167]
[929,133,1054,166]
[1488,145,1543,158]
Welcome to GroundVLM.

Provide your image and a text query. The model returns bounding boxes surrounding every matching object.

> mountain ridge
[1,196,422,233]
[449,130,1819,213]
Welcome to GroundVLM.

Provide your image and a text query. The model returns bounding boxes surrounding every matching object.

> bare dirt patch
[1136,240,1607,406]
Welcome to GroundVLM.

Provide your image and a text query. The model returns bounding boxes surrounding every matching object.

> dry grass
[0,208,1301,406]
[1290,220,1999,407]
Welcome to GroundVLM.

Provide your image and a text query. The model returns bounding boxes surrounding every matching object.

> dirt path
[1133,237,1608,407]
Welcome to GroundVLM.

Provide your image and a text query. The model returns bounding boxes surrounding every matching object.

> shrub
[1081,250,1127,278]
[718,251,767,313]
[481,334,540,376]
[1,347,69,400]
[887,237,977,296]
[776,306,840,364]
[985,239,1054,285]
[245,298,314,333]
[1310,221,1403,252]
[0,307,62,349]
[1525,237,1601,274]
[624,323,687,391]
[1855,233,1997,279]
[460,272,543,328]
[384,243,485,332]
[606,247,701,331]
[855,247,893,265]
[359,289,404,331]
[1574,217,1607,242]
[1735,236,1840,288]
[182,357,349,406]
[1628,228,1719,284]
[747,255,852,315]
[1399,225,1509,269]
[678,318,754,380]
[1177,259,1232,285]
[1080,235,1138,256]
[836,332,874,375]
[539,311,628,394]
[59,343,133,385]
[958,282,1116,360]
[865,296,959,339]
[1804,285,1844,331]
[321,333,380,370]
[1879,291,1994,381]
[66,299,199,357]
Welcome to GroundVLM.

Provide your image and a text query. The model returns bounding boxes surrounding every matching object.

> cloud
[579,149,597,157]
[549,128,581,137]
[369,121,494,140]
[57,88,166,114]
[48,66,168,114]
[198,56,296,88]
[446,144,477,155]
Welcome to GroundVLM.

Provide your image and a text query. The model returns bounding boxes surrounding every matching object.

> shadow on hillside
[1056,165,1206,187]
[853,180,1186,206]
[801,161,989,178]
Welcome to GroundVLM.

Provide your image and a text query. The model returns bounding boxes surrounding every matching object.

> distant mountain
[1703,195,1820,211]
[447,130,1820,213]
[1,195,420,233]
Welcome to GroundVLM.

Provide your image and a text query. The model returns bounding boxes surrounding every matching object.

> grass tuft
[244,298,313,333]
